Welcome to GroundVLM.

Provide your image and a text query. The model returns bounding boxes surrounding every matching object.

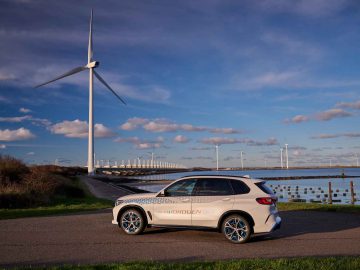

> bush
[0,155,29,184]
[0,156,86,208]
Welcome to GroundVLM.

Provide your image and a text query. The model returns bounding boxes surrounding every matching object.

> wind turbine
[215,144,219,171]
[280,148,283,169]
[240,151,244,170]
[35,10,126,175]
[284,143,289,169]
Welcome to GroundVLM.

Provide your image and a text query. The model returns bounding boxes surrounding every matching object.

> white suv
[112,175,281,243]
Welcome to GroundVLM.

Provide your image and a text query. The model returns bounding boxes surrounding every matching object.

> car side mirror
[158,190,166,197]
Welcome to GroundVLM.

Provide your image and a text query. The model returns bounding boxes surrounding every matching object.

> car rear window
[230,180,250,194]
[255,182,274,195]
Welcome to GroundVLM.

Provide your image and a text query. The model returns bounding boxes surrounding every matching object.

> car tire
[222,214,251,244]
[120,208,145,235]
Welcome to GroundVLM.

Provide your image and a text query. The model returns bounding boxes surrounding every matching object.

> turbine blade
[88,9,93,63]
[94,70,126,105]
[34,66,87,88]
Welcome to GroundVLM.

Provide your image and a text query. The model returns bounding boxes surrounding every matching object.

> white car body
[112,175,281,238]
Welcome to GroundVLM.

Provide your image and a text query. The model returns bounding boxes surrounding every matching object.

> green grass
[278,202,360,213]
[14,257,360,270]
[0,196,113,220]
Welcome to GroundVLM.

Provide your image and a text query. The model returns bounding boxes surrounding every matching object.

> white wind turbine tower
[215,144,219,171]
[285,143,289,169]
[35,10,126,175]
[280,148,283,169]
[240,151,244,170]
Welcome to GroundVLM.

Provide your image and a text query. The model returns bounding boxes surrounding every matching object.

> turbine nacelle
[86,61,99,69]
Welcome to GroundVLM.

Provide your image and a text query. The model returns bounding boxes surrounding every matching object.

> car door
[152,178,196,226]
[191,178,234,227]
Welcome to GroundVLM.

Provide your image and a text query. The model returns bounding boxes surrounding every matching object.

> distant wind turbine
[215,144,219,171]
[240,151,244,170]
[284,143,289,169]
[35,9,126,175]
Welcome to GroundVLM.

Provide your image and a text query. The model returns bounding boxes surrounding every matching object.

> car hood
[117,192,157,201]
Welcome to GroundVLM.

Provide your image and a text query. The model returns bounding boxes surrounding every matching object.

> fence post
[350,181,355,205]
[328,182,332,204]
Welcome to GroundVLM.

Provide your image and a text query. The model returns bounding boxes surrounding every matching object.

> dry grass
[0,155,86,208]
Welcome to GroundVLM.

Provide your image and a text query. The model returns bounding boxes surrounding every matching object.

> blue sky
[1,0,360,168]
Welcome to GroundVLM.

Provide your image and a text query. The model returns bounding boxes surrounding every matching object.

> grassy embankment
[13,257,360,270]
[0,155,112,220]
[277,202,360,213]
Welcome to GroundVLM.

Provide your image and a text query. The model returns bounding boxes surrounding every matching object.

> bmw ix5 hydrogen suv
[112,175,281,243]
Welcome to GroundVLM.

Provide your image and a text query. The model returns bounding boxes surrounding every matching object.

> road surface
[0,209,359,267]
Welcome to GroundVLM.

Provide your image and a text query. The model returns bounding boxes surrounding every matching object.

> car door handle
[181,198,190,202]
[222,198,231,201]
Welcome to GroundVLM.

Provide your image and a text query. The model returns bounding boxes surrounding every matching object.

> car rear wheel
[120,209,145,235]
[222,214,251,244]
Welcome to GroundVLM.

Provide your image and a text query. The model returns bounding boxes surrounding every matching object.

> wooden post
[350,181,355,205]
[328,182,332,204]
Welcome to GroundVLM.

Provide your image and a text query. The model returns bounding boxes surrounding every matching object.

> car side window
[230,180,250,194]
[165,179,197,197]
[194,179,233,196]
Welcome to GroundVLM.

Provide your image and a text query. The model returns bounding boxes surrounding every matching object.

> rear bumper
[270,216,282,232]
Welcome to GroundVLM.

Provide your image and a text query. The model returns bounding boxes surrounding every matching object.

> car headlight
[115,199,124,206]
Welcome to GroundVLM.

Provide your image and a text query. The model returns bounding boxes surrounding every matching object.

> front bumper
[112,219,118,225]
[270,216,282,231]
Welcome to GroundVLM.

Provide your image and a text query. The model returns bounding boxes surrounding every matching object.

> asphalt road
[0,209,360,267]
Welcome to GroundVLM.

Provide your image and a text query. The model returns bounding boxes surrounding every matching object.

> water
[132,168,360,205]
[131,168,360,181]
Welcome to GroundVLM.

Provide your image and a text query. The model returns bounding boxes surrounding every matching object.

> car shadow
[251,210,360,242]
[141,210,360,243]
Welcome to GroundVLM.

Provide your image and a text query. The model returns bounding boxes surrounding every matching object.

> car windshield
[165,179,197,196]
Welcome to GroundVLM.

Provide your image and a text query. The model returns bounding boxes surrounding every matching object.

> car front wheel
[120,209,145,235]
[222,214,251,244]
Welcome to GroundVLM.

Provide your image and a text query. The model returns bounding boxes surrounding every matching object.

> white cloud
[284,115,309,124]
[0,115,31,122]
[190,146,212,151]
[0,115,51,127]
[0,71,15,81]
[173,135,190,143]
[143,120,179,133]
[50,119,115,138]
[120,117,241,134]
[114,136,164,149]
[209,128,241,134]
[315,108,352,121]
[311,132,360,140]
[0,127,36,141]
[253,0,349,17]
[120,117,149,131]
[19,107,31,113]
[285,108,353,124]
[336,100,360,110]
[26,151,35,156]
[200,137,243,145]
[200,137,278,146]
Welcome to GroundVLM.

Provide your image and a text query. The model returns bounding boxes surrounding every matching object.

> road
[0,209,360,267]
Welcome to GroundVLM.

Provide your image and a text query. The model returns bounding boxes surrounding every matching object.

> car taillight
[256,197,276,205]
